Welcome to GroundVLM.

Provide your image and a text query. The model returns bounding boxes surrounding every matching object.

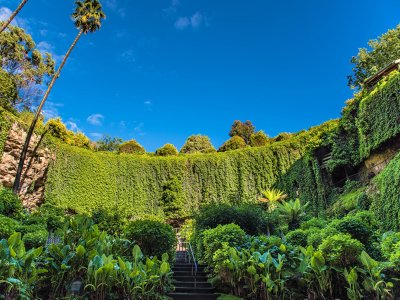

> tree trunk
[0,0,29,34]
[13,29,83,194]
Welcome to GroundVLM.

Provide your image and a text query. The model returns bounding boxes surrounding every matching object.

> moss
[328,188,366,217]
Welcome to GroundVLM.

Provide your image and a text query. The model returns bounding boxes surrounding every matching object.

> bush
[155,144,178,156]
[300,217,327,230]
[0,188,23,217]
[319,233,364,267]
[200,224,246,264]
[249,131,270,147]
[333,217,372,245]
[92,208,127,235]
[195,204,270,235]
[22,230,48,249]
[218,136,247,152]
[119,139,146,154]
[180,135,216,154]
[381,232,400,259]
[307,226,340,248]
[124,220,176,259]
[0,215,19,239]
[286,229,308,247]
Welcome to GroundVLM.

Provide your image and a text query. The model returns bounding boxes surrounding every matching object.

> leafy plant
[276,198,309,230]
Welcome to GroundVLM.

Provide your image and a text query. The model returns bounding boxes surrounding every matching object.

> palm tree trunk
[13,29,83,193]
[0,0,29,34]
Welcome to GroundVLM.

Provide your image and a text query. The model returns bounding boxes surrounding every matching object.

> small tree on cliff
[13,0,105,193]
[229,120,255,144]
[180,135,216,154]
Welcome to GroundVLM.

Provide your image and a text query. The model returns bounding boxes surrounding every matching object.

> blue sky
[1,0,399,151]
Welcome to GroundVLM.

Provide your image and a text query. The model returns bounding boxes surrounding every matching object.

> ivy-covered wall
[44,121,337,217]
[329,71,400,171]
[370,152,400,231]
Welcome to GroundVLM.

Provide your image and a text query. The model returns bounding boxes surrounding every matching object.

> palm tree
[0,0,29,34]
[276,198,309,231]
[13,0,105,193]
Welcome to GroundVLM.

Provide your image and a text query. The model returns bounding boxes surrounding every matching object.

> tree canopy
[155,144,178,156]
[229,120,256,144]
[96,135,123,152]
[119,139,146,155]
[218,136,247,152]
[0,24,55,110]
[180,135,216,154]
[348,24,400,89]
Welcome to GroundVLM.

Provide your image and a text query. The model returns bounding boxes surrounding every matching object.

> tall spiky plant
[13,0,105,193]
[276,198,309,231]
[0,0,29,34]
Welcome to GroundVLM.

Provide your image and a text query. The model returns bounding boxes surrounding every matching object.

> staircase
[168,233,218,300]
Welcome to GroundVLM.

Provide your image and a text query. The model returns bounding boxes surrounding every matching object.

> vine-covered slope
[44,121,336,217]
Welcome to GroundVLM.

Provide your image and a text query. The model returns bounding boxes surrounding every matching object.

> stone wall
[0,122,54,209]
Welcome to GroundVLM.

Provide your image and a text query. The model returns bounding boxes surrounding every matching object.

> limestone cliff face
[0,122,54,209]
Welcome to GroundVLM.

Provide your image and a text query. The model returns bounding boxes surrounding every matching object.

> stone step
[174,286,215,293]
[173,275,209,282]
[173,266,206,272]
[174,281,212,288]
[168,292,219,300]
[173,270,207,277]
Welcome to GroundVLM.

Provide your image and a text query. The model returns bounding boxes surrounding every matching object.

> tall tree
[229,120,255,144]
[0,0,29,34]
[348,24,400,90]
[13,0,106,193]
[0,25,55,110]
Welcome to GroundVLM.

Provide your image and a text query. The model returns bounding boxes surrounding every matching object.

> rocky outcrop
[0,122,54,209]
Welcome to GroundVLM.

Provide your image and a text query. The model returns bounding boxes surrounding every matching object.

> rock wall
[0,122,54,209]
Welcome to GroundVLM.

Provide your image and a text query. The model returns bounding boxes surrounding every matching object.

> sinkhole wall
[43,121,336,217]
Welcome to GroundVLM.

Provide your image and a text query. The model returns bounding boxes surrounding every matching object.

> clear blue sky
[1,0,399,151]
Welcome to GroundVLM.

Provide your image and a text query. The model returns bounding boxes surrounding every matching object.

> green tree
[46,118,73,142]
[119,139,146,155]
[229,120,255,144]
[348,24,400,89]
[218,135,247,152]
[276,198,309,231]
[249,130,270,147]
[161,177,185,220]
[0,0,29,34]
[180,135,216,154]
[0,69,17,111]
[13,0,106,193]
[96,135,123,152]
[155,143,178,156]
[73,132,91,148]
[0,24,54,109]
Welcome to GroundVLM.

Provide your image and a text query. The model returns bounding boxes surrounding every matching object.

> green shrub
[0,214,19,239]
[286,229,308,247]
[0,188,23,217]
[36,203,68,232]
[381,232,400,260]
[319,233,364,267]
[161,177,185,221]
[249,131,270,147]
[218,136,247,152]
[124,220,176,259]
[119,139,146,154]
[46,118,73,142]
[333,217,372,244]
[200,224,246,265]
[195,204,270,235]
[300,217,327,230]
[22,230,48,249]
[92,208,127,235]
[307,226,340,248]
[180,135,216,154]
[155,144,178,156]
